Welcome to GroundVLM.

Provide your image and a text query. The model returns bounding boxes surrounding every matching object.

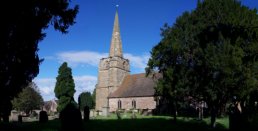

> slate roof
[109,73,160,98]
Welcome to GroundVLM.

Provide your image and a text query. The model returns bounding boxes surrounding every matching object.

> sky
[33,0,258,102]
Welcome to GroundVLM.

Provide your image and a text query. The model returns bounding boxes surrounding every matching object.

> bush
[59,103,82,131]
[39,111,48,123]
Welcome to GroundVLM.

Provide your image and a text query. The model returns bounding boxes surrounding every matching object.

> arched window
[132,100,136,109]
[118,100,122,109]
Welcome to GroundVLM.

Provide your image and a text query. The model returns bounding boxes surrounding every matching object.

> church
[95,9,158,116]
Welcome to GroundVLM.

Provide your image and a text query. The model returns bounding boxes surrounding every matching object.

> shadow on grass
[0,119,60,131]
[83,118,228,131]
[0,117,228,131]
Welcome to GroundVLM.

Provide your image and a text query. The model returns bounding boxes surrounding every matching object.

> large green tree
[146,0,258,127]
[78,92,94,110]
[54,62,76,112]
[12,82,43,114]
[0,0,78,122]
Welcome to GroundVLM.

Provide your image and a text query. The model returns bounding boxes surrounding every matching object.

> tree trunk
[210,106,217,128]
[198,107,203,120]
[173,110,177,122]
[1,99,12,123]
[3,113,9,123]
[173,100,177,122]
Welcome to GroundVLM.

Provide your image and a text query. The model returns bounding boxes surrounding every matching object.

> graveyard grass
[0,114,229,131]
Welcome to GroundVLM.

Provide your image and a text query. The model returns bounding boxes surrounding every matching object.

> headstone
[116,110,121,120]
[60,103,82,131]
[10,110,18,121]
[84,106,90,121]
[39,111,48,123]
[90,110,94,117]
[142,109,148,116]
[18,115,22,123]
[131,111,137,119]
[102,106,109,116]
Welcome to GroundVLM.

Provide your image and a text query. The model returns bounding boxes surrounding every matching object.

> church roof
[109,73,160,98]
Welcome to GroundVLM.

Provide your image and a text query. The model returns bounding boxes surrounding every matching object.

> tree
[146,20,191,122]
[146,0,258,128]
[78,92,94,110]
[54,62,76,112]
[12,82,44,114]
[0,0,78,122]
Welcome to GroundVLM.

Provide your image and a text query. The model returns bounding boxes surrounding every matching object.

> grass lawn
[0,115,229,131]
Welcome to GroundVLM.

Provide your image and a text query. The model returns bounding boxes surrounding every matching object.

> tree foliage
[0,0,78,122]
[54,62,76,112]
[146,0,258,127]
[12,82,44,114]
[78,92,94,110]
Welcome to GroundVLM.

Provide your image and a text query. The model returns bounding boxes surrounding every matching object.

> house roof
[109,73,160,98]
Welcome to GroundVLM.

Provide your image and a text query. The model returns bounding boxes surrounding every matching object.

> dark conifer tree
[0,0,78,122]
[54,62,76,112]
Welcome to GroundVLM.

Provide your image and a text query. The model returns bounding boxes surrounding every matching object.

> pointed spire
[109,7,123,57]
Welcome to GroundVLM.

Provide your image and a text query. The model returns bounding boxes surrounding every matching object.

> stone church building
[95,10,158,115]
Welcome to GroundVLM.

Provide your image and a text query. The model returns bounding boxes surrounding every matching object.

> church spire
[109,6,123,57]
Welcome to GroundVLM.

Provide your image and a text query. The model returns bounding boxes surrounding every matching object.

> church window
[118,100,122,109]
[132,100,136,109]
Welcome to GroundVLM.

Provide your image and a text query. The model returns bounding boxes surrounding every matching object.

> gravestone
[116,110,121,120]
[84,106,90,121]
[60,103,82,131]
[18,115,22,123]
[39,111,48,123]
[10,110,18,121]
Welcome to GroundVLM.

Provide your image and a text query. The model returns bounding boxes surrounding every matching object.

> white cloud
[124,53,149,70]
[57,51,108,67]
[33,78,56,101]
[56,50,150,71]
[43,56,56,60]
[34,75,97,102]
[37,51,150,101]
[40,86,52,95]
[73,75,97,101]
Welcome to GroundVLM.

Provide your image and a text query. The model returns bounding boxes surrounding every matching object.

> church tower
[95,8,130,115]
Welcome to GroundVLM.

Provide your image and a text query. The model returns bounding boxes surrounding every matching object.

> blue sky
[34,0,258,102]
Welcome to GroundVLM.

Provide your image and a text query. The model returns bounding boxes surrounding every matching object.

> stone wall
[95,56,129,112]
[96,87,109,111]
[108,57,129,88]
[109,96,156,112]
